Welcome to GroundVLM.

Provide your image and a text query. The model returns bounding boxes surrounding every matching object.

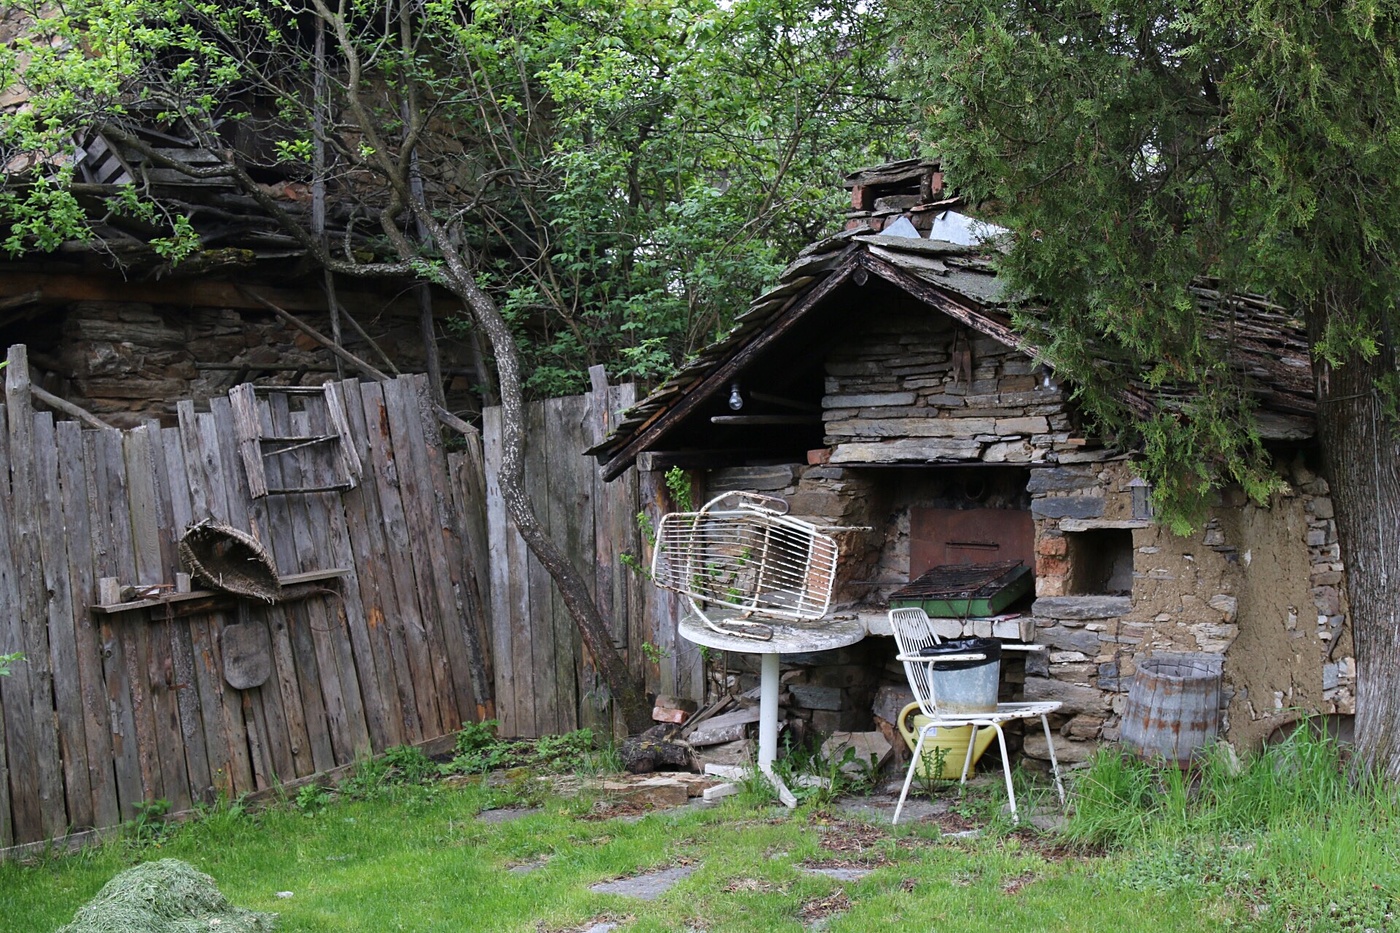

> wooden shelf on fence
[91,569,350,614]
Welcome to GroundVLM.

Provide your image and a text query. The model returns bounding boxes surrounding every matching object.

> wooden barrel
[1120,657,1222,767]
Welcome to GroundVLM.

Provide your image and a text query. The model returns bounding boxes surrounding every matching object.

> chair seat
[914,701,1063,729]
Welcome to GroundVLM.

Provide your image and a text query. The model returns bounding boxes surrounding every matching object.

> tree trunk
[1311,339,1400,779]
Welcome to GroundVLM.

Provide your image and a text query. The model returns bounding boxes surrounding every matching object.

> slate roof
[591,224,1318,479]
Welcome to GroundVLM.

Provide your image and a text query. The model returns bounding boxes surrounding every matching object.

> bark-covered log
[1311,330,1400,779]
[619,724,693,774]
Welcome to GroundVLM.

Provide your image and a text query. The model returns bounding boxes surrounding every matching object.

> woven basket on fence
[177,520,282,602]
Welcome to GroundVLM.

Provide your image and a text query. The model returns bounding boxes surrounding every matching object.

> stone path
[588,865,698,901]
[476,806,542,824]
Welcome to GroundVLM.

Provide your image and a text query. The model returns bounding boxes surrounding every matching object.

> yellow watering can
[897,702,998,780]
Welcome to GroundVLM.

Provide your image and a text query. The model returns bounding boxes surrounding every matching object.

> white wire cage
[652,492,838,637]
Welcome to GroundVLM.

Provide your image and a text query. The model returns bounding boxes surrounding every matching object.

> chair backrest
[652,492,838,622]
[888,607,944,717]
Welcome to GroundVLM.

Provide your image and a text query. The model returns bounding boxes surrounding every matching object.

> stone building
[591,160,1350,766]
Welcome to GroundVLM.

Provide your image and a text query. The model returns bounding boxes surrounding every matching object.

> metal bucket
[920,637,1001,713]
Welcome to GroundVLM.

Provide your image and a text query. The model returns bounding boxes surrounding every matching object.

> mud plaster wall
[1028,457,1353,762]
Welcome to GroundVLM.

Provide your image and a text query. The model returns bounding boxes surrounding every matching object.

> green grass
[2,729,1389,932]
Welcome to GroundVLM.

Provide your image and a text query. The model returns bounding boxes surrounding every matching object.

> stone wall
[24,298,478,428]
[700,448,1354,766]
[1023,457,1354,763]
[820,300,1103,465]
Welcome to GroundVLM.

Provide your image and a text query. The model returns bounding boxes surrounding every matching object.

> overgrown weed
[1067,730,1400,929]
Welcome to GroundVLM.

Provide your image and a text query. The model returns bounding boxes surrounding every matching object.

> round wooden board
[222,620,273,689]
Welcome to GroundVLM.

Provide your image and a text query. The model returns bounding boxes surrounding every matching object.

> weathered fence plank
[125,423,192,813]
[6,349,68,838]
[482,405,525,737]
[400,378,481,728]
[210,397,297,786]
[56,420,119,829]
[383,377,459,735]
[338,378,413,746]
[148,424,213,807]
[256,394,334,775]
[360,382,441,737]
[36,412,96,830]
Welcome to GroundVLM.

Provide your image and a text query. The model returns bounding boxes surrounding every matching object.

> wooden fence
[483,377,700,738]
[0,347,491,849]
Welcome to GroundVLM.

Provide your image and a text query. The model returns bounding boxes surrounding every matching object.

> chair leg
[991,723,1018,823]
[893,727,929,826]
[1041,714,1066,808]
[959,725,978,784]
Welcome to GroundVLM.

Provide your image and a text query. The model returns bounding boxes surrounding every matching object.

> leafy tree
[894,1,1400,774]
[434,0,901,396]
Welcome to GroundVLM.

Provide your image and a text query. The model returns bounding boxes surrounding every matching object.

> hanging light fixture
[728,381,744,411]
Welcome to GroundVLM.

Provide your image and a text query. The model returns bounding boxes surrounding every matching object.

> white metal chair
[889,607,1066,825]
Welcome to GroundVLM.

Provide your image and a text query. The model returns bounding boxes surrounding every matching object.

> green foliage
[0,0,899,398]
[893,0,1400,530]
[0,651,22,677]
[664,466,695,512]
[122,798,171,846]
[443,720,603,777]
[295,783,331,816]
[639,641,670,665]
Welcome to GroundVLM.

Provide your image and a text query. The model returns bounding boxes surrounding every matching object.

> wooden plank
[218,403,312,778]
[90,570,352,614]
[481,405,522,736]
[124,424,191,813]
[546,395,584,733]
[192,410,256,792]
[148,425,212,807]
[322,381,363,484]
[583,382,614,735]
[256,394,334,774]
[100,425,166,811]
[56,421,119,828]
[358,382,441,737]
[402,378,481,728]
[524,397,561,736]
[4,348,67,839]
[446,445,496,721]
[295,395,372,757]
[84,427,144,819]
[209,396,297,785]
[164,421,237,799]
[339,379,412,747]
[308,384,390,751]
[0,400,30,844]
[287,401,368,762]
[34,413,95,830]
[228,384,269,498]
[383,376,461,734]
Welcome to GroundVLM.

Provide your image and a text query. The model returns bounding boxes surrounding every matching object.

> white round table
[678,615,867,805]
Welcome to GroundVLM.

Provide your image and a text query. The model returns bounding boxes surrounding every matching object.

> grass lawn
[1,730,1393,932]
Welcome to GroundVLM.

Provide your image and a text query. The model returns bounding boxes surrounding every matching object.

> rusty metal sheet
[909,507,1034,576]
